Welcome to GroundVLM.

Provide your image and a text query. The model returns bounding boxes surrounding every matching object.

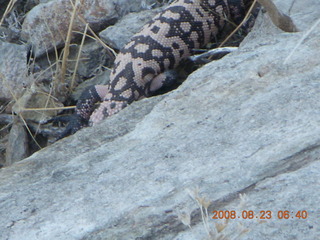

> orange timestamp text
[212,210,308,220]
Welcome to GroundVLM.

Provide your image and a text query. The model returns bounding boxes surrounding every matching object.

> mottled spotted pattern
[60,0,252,138]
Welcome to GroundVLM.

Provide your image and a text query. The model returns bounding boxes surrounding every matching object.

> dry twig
[257,0,298,32]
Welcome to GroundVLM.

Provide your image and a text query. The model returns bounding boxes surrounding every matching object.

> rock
[0,0,319,239]
[0,42,29,100]
[5,116,29,166]
[0,123,10,168]
[0,0,10,18]
[71,69,111,100]
[0,114,13,125]
[67,39,111,80]
[12,83,64,123]
[0,26,21,43]
[99,7,162,49]
[21,0,151,57]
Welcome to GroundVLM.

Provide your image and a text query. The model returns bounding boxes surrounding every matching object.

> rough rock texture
[99,7,162,49]
[21,0,149,57]
[12,83,64,123]
[71,69,111,100]
[0,0,319,239]
[67,39,110,79]
[5,117,29,166]
[0,42,28,100]
[0,0,10,17]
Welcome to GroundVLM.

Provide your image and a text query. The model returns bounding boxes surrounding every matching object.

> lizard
[56,0,254,139]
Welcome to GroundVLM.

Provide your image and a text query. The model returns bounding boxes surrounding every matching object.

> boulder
[21,0,150,57]
[0,42,28,100]
[0,0,319,239]
[99,7,162,50]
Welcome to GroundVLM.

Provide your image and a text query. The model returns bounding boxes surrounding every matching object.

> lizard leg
[89,70,178,126]
[149,69,179,94]
[75,85,109,120]
[54,85,109,139]
[89,100,128,126]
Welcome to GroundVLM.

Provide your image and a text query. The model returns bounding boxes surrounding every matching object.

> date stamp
[212,210,308,220]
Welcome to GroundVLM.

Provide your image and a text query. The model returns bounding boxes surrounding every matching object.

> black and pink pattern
[59,0,252,138]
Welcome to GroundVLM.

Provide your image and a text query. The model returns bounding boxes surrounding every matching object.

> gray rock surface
[71,69,111,101]
[0,42,28,100]
[68,39,110,79]
[99,8,162,49]
[12,83,64,123]
[0,0,10,17]
[0,0,319,239]
[5,117,29,166]
[21,0,148,57]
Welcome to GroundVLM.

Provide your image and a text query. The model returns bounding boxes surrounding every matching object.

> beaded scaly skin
[59,0,251,138]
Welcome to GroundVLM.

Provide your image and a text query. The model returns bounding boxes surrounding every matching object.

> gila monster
[57,0,253,139]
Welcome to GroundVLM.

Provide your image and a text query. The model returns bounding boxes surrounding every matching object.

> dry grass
[60,0,81,85]
[218,0,299,49]
[1,0,307,161]
[257,0,298,32]
[178,188,252,240]
[0,0,17,26]
[284,17,320,64]
[219,0,258,48]
[0,73,42,149]
[1,0,113,155]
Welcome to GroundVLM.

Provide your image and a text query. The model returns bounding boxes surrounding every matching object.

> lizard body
[60,0,252,138]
